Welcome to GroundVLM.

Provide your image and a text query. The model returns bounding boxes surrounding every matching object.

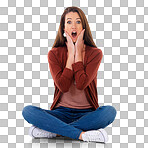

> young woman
[22,6,117,143]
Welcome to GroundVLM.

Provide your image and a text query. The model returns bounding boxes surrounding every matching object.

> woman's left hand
[75,29,85,53]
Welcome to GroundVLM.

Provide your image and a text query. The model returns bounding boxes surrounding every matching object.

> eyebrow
[67,18,81,20]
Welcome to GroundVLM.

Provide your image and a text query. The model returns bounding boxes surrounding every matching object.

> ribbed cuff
[63,67,74,80]
[72,61,84,73]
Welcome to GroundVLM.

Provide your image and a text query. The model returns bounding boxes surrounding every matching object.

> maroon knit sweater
[47,45,103,111]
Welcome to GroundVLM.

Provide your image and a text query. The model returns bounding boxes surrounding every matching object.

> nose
[72,22,76,28]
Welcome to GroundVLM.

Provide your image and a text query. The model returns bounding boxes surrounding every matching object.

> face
[64,12,83,43]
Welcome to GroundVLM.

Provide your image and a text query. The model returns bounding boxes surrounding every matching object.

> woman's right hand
[64,30,75,57]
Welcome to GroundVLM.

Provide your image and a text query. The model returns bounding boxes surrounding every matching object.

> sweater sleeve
[72,49,103,90]
[47,49,74,93]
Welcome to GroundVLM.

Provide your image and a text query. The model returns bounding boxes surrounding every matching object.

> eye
[67,20,81,24]
[67,21,71,24]
[77,21,81,24]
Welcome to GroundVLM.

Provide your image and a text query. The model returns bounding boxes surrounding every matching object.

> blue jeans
[22,105,117,140]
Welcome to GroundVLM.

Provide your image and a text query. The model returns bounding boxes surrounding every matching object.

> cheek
[65,26,69,31]
[65,24,70,29]
[78,24,83,29]
[78,27,83,32]
[65,28,71,35]
[64,24,67,30]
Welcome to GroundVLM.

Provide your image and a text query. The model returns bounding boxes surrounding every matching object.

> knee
[106,105,117,121]
[98,105,117,121]
[22,105,35,118]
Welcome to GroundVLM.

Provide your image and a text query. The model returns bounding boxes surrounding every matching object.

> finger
[81,29,85,33]
[80,29,85,37]
[82,29,85,35]
[68,34,73,43]
[65,33,70,43]
[77,29,85,40]
[65,31,74,45]
[65,31,70,36]
[78,29,85,36]
[65,30,69,38]
[65,31,71,41]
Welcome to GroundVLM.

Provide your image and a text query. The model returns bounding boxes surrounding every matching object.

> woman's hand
[65,30,75,57]
[75,29,85,54]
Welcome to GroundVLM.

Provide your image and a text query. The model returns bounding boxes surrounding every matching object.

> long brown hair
[52,6,97,48]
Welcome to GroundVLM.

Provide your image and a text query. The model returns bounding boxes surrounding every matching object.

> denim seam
[76,129,83,140]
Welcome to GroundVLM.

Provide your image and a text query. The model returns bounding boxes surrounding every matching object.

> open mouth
[71,31,77,38]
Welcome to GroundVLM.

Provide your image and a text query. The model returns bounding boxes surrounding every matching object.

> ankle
[79,131,85,140]
[56,134,61,137]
